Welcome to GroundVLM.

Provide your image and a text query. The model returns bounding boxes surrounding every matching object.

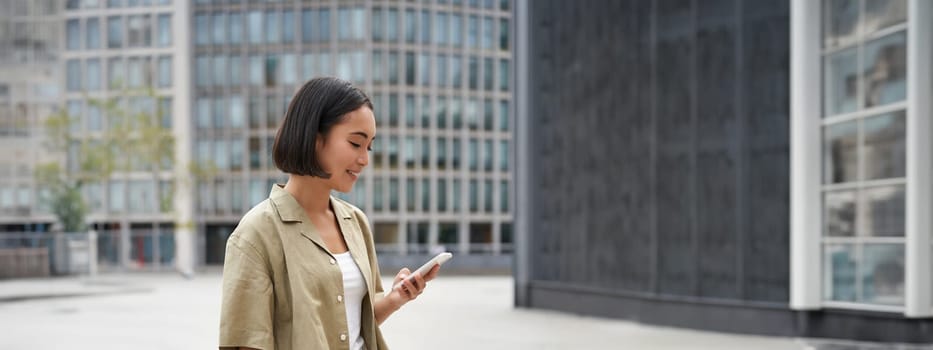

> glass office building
[1,0,513,270]
[0,0,63,231]
[191,0,513,266]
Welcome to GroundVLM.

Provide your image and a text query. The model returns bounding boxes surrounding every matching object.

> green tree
[36,87,177,232]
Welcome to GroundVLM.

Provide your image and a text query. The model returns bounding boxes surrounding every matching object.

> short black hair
[273,77,373,177]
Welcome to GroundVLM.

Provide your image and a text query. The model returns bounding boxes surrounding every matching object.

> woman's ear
[315,132,325,152]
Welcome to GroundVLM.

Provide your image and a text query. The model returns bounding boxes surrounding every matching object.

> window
[157,14,171,46]
[196,55,210,87]
[283,10,294,43]
[468,139,478,171]
[108,16,123,48]
[212,13,226,45]
[499,100,509,131]
[405,52,415,86]
[388,94,399,127]
[499,140,508,171]
[86,59,101,91]
[230,55,242,85]
[265,54,279,87]
[388,51,399,84]
[820,0,907,307]
[282,54,297,85]
[469,180,478,212]
[389,178,399,211]
[452,179,461,212]
[452,139,461,168]
[437,179,447,212]
[372,8,384,42]
[213,54,227,87]
[500,180,509,212]
[387,9,398,41]
[108,57,124,88]
[436,138,447,169]
[388,136,399,168]
[127,15,150,47]
[418,54,431,86]
[451,56,462,87]
[421,136,430,168]
[467,98,479,130]
[421,179,430,211]
[405,178,416,212]
[229,13,242,44]
[195,14,209,45]
[482,16,494,49]
[484,99,493,131]
[437,96,447,128]
[484,179,493,213]
[421,10,431,44]
[373,178,384,211]
[87,18,101,49]
[248,11,262,44]
[499,59,509,91]
[467,15,478,48]
[405,94,416,127]
[435,12,448,45]
[67,19,81,50]
[318,9,331,42]
[437,54,448,87]
[484,58,494,90]
[405,136,416,169]
[484,139,493,171]
[66,59,81,92]
[372,51,384,84]
[405,9,416,43]
[450,14,462,46]
[468,56,478,90]
[265,11,280,43]
[500,18,509,50]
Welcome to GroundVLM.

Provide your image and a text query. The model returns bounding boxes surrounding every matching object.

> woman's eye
[349,142,361,148]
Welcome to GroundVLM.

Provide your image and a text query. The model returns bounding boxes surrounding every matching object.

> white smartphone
[391,252,453,291]
[411,252,453,277]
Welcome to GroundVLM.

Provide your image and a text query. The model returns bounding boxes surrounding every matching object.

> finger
[423,264,441,281]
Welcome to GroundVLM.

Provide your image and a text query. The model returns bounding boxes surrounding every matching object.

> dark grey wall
[525,0,790,303]
[518,0,933,343]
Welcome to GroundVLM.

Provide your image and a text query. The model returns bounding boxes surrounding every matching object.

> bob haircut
[273,77,374,178]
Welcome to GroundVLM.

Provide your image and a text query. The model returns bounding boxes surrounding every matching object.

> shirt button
[337,295,343,303]
[340,333,347,342]
[329,258,336,265]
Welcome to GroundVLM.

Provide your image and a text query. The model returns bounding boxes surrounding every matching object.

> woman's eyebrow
[350,131,370,138]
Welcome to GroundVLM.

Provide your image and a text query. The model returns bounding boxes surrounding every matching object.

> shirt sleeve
[218,233,275,350]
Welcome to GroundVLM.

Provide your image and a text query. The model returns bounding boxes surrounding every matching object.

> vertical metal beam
[513,0,531,307]
[173,0,196,276]
[789,0,822,310]
[905,0,933,318]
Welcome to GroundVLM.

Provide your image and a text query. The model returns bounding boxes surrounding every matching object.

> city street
[0,272,926,349]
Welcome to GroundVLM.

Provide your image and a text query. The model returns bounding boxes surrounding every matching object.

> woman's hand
[374,264,440,325]
[389,264,440,303]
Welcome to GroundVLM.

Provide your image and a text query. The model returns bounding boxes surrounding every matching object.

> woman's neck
[283,175,332,215]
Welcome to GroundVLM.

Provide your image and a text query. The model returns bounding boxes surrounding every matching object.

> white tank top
[334,252,366,350]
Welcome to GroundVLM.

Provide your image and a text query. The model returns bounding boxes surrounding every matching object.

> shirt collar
[268,184,353,223]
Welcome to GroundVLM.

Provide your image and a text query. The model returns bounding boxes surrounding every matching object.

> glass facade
[188,0,513,257]
[821,0,907,306]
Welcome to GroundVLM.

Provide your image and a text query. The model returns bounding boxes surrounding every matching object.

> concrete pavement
[0,273,927,349]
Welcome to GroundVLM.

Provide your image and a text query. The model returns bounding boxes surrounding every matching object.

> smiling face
[315,106,377,193]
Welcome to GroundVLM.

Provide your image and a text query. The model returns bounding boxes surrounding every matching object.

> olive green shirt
[219,185,389,350]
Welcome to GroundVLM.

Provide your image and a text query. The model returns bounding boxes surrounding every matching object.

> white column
[172,0,196,276]
[513,0,531,306]
[789,0,822,310]
[905,0,932,318]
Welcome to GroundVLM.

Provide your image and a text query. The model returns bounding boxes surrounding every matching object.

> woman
[219,77,439,350]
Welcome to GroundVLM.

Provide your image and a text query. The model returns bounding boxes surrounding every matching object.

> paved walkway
[0,273,927,349]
